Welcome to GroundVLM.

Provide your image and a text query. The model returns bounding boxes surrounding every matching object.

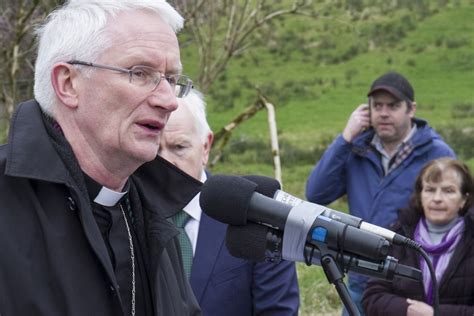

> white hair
[34,0,184,116]
[178,89,212,143]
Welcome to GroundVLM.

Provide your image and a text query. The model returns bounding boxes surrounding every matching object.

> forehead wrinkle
[165,118,192,135]
[171,134,192,144]
[108,34,179,60]
[113,31,179,52]
[101,12,181,72]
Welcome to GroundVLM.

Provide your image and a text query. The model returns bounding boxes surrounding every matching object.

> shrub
[214,134,334,166]
[451,103,474,119]
[406,58,416,67]
[438,124,474,160]
[445,37,470,49]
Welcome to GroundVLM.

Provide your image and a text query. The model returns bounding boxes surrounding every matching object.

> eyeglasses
[67,60,193,98]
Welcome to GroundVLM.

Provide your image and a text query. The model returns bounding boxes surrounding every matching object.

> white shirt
[182,172,206,255]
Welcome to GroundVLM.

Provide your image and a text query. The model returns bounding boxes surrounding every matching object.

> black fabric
[226,223,269,261]
[105,203,134,315]
[1,100,202,316]
[125,191,154,316]
[199,175,257,225]
[132,155,202,219]
[42,112,89,198]
[45,116,139,315]
[241,174,281,197]
[363,207,474,316]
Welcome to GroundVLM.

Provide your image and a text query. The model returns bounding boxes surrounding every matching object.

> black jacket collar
[6,100,71,184]
[5,100,202,217]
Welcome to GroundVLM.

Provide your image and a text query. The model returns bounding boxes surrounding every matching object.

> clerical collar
[94,186,127,207]
[83,172,129,207]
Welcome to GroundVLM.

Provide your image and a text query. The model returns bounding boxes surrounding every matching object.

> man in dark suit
[158,89,300,315]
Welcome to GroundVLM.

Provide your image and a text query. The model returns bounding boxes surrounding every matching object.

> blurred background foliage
[1,0,473,314]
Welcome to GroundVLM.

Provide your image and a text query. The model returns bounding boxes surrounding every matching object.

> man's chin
[129,145,159,165]
[376,129,394,140]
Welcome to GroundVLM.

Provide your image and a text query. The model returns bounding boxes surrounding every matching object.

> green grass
[183,2,474,314]
[200,4,473,133]
[0,1,471,314]
[297,263,342,315]
[1,1,471,315]
[199,2,474,166]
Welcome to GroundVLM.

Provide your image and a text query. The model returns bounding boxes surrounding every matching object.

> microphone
[226,223,422,282]
[241,174,416,248]
[274,190,414,246]
[241,174,281,198]
[200,175,390,261]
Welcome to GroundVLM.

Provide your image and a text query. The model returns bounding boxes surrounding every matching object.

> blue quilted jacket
[305,118,455,284]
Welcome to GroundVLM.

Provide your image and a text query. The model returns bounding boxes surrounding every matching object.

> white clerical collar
[94,186,127,207]
[182,171,207,221]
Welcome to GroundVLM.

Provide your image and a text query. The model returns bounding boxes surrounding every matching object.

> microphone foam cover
[242,175,281,198]
[226,224,268,262]
[200,175,258,225]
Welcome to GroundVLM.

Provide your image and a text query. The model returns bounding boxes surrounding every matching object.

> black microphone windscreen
[242,175,281,198]
[226,224,268,262]
[200,175,258,225]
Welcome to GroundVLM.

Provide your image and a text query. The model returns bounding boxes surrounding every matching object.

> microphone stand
[316,251,360,316]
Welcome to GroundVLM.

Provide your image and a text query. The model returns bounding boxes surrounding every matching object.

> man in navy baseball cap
[306,70,455,316]
[368,71,414,103]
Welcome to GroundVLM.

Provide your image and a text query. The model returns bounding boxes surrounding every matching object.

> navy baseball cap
[367,71,414,102]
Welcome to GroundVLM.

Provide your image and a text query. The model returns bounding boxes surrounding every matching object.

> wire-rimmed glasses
[67,60,193,98]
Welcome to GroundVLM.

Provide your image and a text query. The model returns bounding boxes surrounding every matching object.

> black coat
[0,100,202,316]
[362,206,474,316]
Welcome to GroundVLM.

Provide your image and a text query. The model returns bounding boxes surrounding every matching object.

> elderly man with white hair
[159,90,300,316]
[0,1,201,315]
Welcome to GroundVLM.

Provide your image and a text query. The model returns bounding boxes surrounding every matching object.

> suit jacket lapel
[189,212,227,302]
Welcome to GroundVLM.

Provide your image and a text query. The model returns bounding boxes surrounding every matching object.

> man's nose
[149,81,179,112]
[379,105,390,116]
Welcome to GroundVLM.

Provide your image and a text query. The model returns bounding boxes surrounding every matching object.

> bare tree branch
[0,0,63,138]
[210,96,266,167]
[209,88,282,184]
[172,0,314,92]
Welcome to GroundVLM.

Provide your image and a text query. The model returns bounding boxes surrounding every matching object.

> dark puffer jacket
[362,207,474,316]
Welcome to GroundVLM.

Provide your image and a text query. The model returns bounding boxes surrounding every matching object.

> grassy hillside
[181,0,474,190]
[181,1,473,314]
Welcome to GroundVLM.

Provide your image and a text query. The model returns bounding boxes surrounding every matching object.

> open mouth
[137,120,163,132]
[141,123,159,130]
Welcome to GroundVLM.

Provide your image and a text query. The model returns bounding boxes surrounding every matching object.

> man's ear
[51,63,80,109]
[408,101,417,118]
[202,132,214,166]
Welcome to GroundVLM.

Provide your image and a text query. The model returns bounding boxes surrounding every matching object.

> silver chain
[120,204,136,316]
